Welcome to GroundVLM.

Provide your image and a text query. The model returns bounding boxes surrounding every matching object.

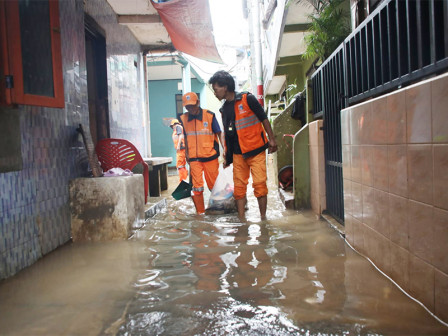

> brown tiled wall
[0,0,146,280]
[341,73,448,323]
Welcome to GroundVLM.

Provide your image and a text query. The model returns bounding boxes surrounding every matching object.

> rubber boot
[192,194,205,214]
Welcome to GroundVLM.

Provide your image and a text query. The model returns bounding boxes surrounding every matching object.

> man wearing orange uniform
[209,71,278,220]
[170,119,188,182]
[179,92,225,214]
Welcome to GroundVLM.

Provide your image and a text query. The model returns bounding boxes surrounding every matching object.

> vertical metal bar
[370,20,376,88]
[406,0,412,73]
[348,41,354,97]
[429,0,436,64]
[378,10,384,85]
[416,0,423,69]
[444,0,448,57]
[360,32,365,93]
[364,26,370,91]
[340,166,344,220]
[396,0,402,77]
[320,70,325,119]
[386,3,392,82]
[327,66,332,164]
[343,41,349,107]
[353,34,359,96]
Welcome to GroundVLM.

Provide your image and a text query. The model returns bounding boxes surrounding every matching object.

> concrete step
[278,188,294,209]
[144,197,167,219]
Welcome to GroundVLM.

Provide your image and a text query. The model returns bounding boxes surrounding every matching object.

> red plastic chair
[96,138,149,203]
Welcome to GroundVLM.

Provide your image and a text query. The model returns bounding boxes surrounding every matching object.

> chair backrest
[96,138,144,171]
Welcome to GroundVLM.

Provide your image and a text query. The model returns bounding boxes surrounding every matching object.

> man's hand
[223,157,230,169]
[268,138,278,154]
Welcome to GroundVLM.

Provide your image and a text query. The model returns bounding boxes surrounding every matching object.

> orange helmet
[170,119,180,127]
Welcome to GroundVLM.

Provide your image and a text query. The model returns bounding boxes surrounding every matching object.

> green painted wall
[267,56,315,209]
[272,103,302,180]
[148,78,205,166]
[275,56,315,102]
[293,125,310,209]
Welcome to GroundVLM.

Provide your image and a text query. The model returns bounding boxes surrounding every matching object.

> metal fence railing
[311,0,448,224]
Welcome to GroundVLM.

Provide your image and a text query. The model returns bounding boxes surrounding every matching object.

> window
[0,0,64,107]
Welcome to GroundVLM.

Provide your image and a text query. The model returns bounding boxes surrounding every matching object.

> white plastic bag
[206,164,237,214]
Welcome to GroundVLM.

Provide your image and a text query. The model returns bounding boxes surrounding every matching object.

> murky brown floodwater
[0,173,447,335]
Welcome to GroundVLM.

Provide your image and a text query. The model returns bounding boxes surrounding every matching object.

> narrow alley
[1,0,448,334]
[0,171,446,335]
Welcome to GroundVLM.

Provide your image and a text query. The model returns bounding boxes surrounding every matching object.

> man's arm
[262,119,278,154]
[177,133,184,151]
[179,116,190,161]
[211,114,226,153]
[174,125,182,150]
[246,93,278,153]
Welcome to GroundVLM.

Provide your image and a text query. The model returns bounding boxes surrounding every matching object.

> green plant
[302,0,350,61]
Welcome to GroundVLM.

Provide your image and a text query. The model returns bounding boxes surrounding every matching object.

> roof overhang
[146,53,211,84]
[265,75,286,96]
[265,1,314,95]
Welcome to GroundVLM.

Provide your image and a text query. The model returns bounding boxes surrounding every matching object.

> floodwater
[0,175,447,335]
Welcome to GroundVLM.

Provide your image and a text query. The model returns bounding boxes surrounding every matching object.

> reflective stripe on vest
[180,109,219,162]
[234,94,268,156]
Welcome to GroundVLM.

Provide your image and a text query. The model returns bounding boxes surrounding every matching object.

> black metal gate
[312,46,346,223]
[310,0,448,224]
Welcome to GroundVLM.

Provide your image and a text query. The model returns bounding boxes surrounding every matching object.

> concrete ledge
[145,197,167,219]
[69,175,145,242]
[279,188,295,209]
[321,212,345,237]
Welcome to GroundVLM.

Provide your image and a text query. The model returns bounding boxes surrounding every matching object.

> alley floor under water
[0,173,447,335]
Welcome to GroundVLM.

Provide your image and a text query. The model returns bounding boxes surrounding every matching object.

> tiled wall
[309,120,326,215]
[342,73,448,322]
[0,0,146,279]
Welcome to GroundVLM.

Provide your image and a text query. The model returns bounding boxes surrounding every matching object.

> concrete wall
[309,120,326,215]
[0,0,147,279]
[293,125,310,209]
[272,103,302,177]
[84,0,147,154]
[342,73,448,322]
[148,78,205,166]
[273,57,315,101]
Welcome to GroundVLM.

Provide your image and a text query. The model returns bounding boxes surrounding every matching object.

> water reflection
[115,195,448,336]
[0,181,447,335]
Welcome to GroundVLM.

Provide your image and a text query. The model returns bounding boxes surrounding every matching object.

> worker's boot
[192,194,205,214]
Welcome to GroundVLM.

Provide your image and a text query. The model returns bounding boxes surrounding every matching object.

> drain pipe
[177,57,191,115]
[143,50,152,157]
[251,0,264,107]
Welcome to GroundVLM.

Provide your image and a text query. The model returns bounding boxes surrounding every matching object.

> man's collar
[234,92,243,100]
[188,107,203,121]
[225,92,243,103]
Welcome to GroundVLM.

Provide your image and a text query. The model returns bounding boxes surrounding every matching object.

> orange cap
[182,92,198,107]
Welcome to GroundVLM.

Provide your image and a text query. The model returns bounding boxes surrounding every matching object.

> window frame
[0,0,64,108]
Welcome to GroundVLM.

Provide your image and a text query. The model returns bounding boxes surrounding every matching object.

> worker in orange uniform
[209,71,278,220]
[170,118,188,182]
[179,92,225,214]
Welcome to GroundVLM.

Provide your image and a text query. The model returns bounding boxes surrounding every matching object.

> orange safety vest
[172,124,185,150]
[180,109,219,162]
[234,93,268,158]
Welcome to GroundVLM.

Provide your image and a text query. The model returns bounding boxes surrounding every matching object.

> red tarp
[151,0,222,63]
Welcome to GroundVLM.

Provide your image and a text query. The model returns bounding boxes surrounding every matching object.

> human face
[212,83,227,101]
[185,102,199,114]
